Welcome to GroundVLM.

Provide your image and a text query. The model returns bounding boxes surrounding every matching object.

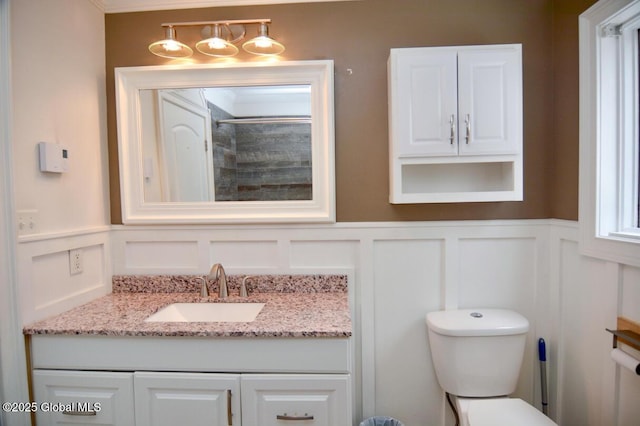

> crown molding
[89,0,106,12]
[104,0,357,13]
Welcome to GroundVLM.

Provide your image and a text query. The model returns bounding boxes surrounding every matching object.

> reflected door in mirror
[155,91,214,202]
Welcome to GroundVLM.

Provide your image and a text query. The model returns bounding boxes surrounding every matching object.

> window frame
[579,0,640,266]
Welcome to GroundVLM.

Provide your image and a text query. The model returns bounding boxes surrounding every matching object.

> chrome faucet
[208,263,228,299]
[240,276,253,298]
[198,276,209,297]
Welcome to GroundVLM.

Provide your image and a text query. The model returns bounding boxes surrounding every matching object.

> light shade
[196,24,239,57]
[148,27,193,59]
[242,22,285,56]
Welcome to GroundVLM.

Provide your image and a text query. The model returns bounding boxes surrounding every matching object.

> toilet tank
[426,309,529,397]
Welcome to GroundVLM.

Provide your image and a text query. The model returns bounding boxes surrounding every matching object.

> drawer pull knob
[276,413,314,421]
[62,410,97,416]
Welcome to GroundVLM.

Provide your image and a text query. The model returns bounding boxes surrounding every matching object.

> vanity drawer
[32,370,135,425]
[240,374,351,426]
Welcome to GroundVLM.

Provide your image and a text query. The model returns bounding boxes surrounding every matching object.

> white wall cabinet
[388,44,523,203]
[32,369,351,426]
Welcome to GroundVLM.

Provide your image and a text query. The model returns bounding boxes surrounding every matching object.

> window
[579,0,640,266]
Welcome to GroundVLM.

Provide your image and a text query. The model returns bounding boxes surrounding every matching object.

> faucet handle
[240,276,253,297]
[198,276,209,297]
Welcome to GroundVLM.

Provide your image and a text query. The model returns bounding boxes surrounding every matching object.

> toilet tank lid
[426,309,529,336]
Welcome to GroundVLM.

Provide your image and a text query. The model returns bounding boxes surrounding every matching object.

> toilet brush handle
[538,338,549,415]
[538,338,547,361]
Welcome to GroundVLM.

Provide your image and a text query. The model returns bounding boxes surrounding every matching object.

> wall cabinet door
[388,44,522,157]
[389,48,458,157]
[240,374,351,426]
[134,372,240,426]
[32,370,135,426]
[457,47,522,155]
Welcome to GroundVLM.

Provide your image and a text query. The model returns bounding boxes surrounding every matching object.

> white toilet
[426,309,557,426]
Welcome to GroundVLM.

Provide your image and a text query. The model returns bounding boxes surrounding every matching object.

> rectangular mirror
[116,61,335,224]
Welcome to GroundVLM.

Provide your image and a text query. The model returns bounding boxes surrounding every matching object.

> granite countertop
[23,275,351,338]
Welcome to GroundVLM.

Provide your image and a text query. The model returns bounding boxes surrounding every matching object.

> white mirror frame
[115,60,335,224]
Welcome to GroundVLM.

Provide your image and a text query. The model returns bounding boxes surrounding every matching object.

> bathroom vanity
[24,275,353,426]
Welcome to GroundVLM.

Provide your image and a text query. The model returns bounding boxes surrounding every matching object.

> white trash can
[359,416,404,426]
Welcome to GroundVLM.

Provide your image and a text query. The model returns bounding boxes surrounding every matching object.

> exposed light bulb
[254,37,273,49]
[163,40,182,52]
[148,26,193,58]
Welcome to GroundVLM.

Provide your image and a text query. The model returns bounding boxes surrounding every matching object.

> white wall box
[388,44,523,203]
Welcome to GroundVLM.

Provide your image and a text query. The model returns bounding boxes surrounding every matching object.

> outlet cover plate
[69,249,83,275]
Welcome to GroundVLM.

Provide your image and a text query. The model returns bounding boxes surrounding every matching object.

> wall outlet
[16,209,39,236]
[69,249,83,275]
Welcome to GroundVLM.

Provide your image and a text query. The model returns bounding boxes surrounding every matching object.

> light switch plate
[16,210,38,236]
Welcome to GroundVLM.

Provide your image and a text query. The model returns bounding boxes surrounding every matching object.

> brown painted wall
[106,0,593,224]
[551,0,597,219]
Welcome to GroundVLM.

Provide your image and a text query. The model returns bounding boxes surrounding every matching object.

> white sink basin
[145,303,265,323]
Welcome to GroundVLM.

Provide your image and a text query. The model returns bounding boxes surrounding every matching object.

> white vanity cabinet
[28,335,353,425]
[388,44,523,203]
[32,370,350,426]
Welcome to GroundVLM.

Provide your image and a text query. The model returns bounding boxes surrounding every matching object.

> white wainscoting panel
[211,240,280,269]
[17,220,638,425]
[111,220,553,425]
[18,228,111,324]
[290,240,360,268]
[372,239,444,426]
[126,241,199,270]
[556,238,615,426]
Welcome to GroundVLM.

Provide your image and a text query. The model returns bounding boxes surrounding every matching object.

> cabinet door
[32,370,135,426]
[134,372,240,426]
[457,46,522,155]
[389,48,458,157]
[241,374,351,426]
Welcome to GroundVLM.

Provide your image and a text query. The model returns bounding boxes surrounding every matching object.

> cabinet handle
[227,389,233,426]
[62,410,97,416]
[449,114,455,144]
[276,413,315,421]
[465,114,471,144]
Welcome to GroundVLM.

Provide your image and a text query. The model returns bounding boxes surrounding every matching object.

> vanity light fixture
[242,22,285,56]
[149,19,285,59]
[195,24,239,57]
[148,26,193,59]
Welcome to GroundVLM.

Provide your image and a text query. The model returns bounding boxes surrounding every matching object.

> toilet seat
[467,398,557,426]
